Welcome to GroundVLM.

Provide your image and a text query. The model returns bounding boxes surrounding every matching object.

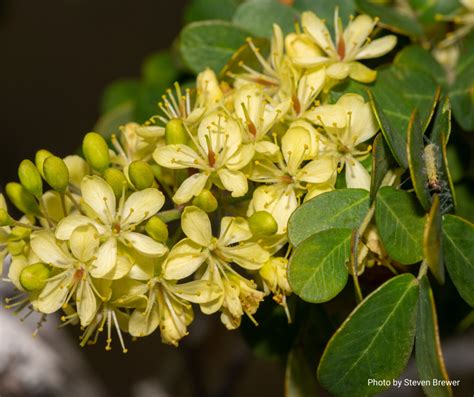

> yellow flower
[306,93,378,190]
[154,112,253,204]
[291,10,397,83]
[55,176,168,279]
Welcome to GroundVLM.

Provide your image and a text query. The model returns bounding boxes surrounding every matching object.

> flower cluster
[1,9,396,351]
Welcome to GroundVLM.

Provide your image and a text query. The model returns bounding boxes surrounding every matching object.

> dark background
[0,0,185,186]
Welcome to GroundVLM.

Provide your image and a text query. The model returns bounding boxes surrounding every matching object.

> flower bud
[104,168,128,198]
[6,182,40,215]
[43,156,70,193]
[128,161,155,190]
[248,211,278,236]
[35,149,53,178]
[145,216,169,242]
[18,159,43,199]
[8,239,26,256]
[20,263,51,291]
[0,208,13,226]
[165,119,187,145]
[192,189,218,213]
[82,132,110,172]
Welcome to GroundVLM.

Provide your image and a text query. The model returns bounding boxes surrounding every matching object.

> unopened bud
[145,216,169,242]
[249,211,278,236]
[82,132,110,172]
[128,161,154,190]
[104,168,128,198]
[0,208,13,226]
[6,182,40,215]
[165,119,187,145]
[192,189,218,213]
[43,156,69,193]
[18,159,43,199]
[8,239,26,256]
[20,263,51,291]
[35,149,53,178]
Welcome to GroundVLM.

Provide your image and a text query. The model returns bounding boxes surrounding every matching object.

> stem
[358,204,375,236]
[157,208,182,223]
[65,189,82,213]
[350,229,364,304]
[60,193,68,218]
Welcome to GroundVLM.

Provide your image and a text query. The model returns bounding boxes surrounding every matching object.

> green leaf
[355,0,424,37]
[407,109,431,210]
[288,189,370,247]
[450,31,474,131]
[293,0,355,33]
[288,228,351,303]
[329,79,369,103]
[179,20,249,74]
[375,186,426,264]
[141,51,178,85]
[395,45,446,87]
[409,0,459,24]
[318,274,419,397]
[416,275,453,397]
[184,0,238,23]
[233,0,300,39]
[370,133,396,202]
[424,195,444,284]
[285,348,318,397]
[443,215,474,307]
[101,79,140,114]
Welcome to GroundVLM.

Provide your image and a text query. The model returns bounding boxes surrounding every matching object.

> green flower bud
[165,119,187,145]
[82,132,110,172]
[192,189,218,213]
[43,156,70,193]
[145,216,169,242]
[6,182,40,215]
[104,167,128,198]
[20,263,51,291]
[8,239,26,256]
[128,161,155,190]
[18,159,43,199]
[35,149,53,178]
[249,211,278,236]
[0,208,13,226]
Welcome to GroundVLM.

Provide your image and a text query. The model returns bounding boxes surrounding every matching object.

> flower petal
[90,237,117,278]
[121,232,168,256]
[163,238,208,280]
[181,206,212,246]
[302,11,336,57]
[76,279,98,326]
[153,144,205,169]
[219,216,252,246]
[173,172,209,205]
[56,214,105,240]
[297,156,337,184]
[167,280,223,304]
[326,62,351,80]
[30,231,72,268]
[348,61,377,83]
[343,14,374,60]
[69,224,100,263]
[356,35,397,60]
[222,242,269,270]
[129,306,160,337]
[345,157,371,190]
[217,169,248,197]
[37,271,72,313]
[81,176,116,225]
[121,188,165,228]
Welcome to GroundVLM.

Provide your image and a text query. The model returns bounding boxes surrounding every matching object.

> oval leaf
[375,186,426,264]
[317,274,419,397]
[416,275,453,397]
[442,215,474,307]
[288,189,369,247]
[179,20,249,74]
[288,228,351,303]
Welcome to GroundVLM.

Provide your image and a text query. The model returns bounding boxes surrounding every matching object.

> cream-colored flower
[292,10,397,83]
[162,206,269,327]
[129,277,222,345]
[29,227,101,326]
[248,121,337,233]
[233,83,290,155]
[154,112,253,204]
[55,176,167,279]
